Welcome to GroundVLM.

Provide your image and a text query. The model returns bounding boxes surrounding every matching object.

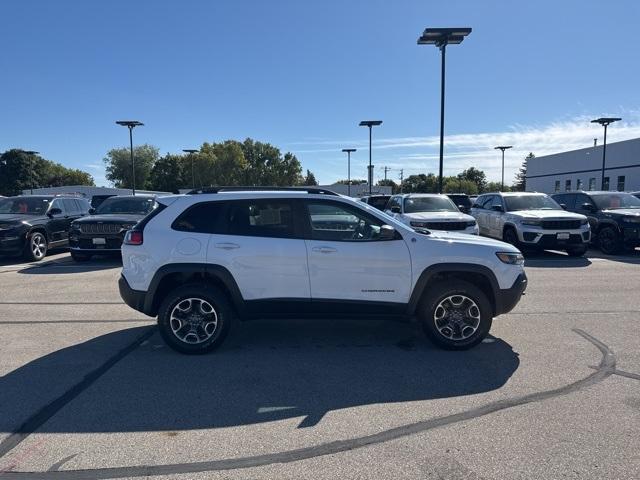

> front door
[302,200,412,308]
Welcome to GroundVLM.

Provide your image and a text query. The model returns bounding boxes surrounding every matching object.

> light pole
[418,27,471,194]
[591,117,621,190]
[359,120,382,195]
[23,150,39,194]
[182,149,198,190]
[494,146,513,191]
[116,120,144,195]
[341,148,357,196]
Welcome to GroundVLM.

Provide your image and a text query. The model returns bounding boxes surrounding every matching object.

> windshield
[95,197,156,215]
[591,193,640,209]
[0,197,51,215]
[504,195,561,211]
[404,196,458,213]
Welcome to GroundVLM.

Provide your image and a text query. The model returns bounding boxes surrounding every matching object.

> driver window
[306,202,388,242]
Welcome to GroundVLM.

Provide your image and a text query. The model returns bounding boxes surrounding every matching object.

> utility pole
[383,166,390,181]
[399,169,404,193]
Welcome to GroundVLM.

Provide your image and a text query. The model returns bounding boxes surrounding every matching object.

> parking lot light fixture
[418,27,471,194]
[341,149,357,197]
[182,149,199,190]
[590,117,621,190]
[23,150,40,194]
[116,120,144,195]
[494,146,513,191]
[359,120,382,195]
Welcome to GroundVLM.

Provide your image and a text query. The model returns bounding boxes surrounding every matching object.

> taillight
[124,230,143,245]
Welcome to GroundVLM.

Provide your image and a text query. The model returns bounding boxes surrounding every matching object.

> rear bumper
[118,275,151,316]
[495,272,527,315]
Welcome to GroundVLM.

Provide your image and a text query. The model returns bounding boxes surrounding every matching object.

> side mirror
[491,205,504,212]
[47,207,62,217]
[458,204,469,213]
[391,205,401,214]
[581,202,595,212]
[89,208,96,214]
[559,203,567,210]
[379,224,396,240]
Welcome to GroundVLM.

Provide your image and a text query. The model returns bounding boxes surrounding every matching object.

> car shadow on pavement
[0,321,520,436]
[16,255,122,274]
[523,247,640,267]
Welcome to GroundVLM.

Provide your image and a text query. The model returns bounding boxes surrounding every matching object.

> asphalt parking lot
[0,249,639,480]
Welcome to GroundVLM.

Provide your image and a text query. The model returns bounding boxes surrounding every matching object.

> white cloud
[293,111,640,184]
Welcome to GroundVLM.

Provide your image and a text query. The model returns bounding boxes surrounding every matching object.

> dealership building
[526,137,640,193]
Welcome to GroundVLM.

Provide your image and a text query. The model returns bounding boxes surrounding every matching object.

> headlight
[410,221,428,228]
[520,219,541,226]
[70,222,81,230]
[466,220,477,227]
[623,216,640,223]
[496,252,525,265]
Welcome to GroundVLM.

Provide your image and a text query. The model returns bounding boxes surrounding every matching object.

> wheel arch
[408,264,499,317]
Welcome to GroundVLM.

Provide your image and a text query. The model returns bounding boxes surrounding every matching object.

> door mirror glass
[88,207,96,215]
[47,207,62,217]
[379,225,396,240]
[581,202,595,212]
[559,203,567,210]
[491,204,504,212]
[390,205,401,213]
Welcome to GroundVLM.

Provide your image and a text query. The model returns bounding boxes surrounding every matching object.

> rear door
[573,193,598,230]
[47,199,70,243]
[473,195,492,236]
[488,196,506,238]
[206,198,310,302]
[303,199,411,307]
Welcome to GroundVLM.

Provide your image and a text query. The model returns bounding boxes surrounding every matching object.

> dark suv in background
[69,195,156,261]
[359,195,391,211]
[446,193,473,213]
[0,195,90,261]
[552,191,640,254]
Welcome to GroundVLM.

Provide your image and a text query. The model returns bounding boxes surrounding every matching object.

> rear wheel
[23,231,48,262]
[157,284,233,354]
[419,280,493,350]
[598,226,622,255]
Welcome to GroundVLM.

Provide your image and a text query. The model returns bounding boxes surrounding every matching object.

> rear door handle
[215,242,240,250]
[312,246,337,254]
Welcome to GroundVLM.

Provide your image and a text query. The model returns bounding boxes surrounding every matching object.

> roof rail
[186,186,339,196]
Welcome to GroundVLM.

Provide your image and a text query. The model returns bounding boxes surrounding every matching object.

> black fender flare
[407,263,500,316]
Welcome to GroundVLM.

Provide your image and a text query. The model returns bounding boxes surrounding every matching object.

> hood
[0,213,45,224]
[601,209,640,217]
[74,214,144,224]
[507,209,586,220]
[403,211,473,222]
[426,229,520,252]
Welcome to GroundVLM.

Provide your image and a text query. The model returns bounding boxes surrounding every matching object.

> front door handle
[312,246,337,254]
[215,242,240,250]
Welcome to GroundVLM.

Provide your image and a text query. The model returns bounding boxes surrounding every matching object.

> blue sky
[1,0,639,186]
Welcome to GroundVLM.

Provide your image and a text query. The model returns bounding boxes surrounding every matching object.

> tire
[566,245,587,257]
[71,251,91,262]
[597,226,622,255]
[503,227,520,248]
[157,283,234,354]
[23,231,48,262]
[419,280,493,350]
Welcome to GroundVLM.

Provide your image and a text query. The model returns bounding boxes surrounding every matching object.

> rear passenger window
[227,200,295,238]
[63,199,80,215]
[172,202,225,233]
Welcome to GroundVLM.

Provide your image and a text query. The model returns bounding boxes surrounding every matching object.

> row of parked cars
[0,194,156,261]
[361,190,640,256]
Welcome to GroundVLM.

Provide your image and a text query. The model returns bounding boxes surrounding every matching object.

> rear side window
[172,202,226,233]
[63,199,80,215]
[227,200,295,238]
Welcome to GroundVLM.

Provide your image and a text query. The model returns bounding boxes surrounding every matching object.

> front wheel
[23,231,48,261]
[157,284,233,354]
[419,280,493,350]
[598,226,622,255]
[503,227,520,248]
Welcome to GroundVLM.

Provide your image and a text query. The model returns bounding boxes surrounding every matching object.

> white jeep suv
[385,194,479,235]
[470,192,590,256]
[119,187,526,354]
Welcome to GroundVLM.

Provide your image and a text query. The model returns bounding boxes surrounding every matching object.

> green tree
[335,179,367,185]
[302,169,318,186]
[200,141,248,186]
[239,139,303,186]
[459,167,487,193]
[103,144,159,189]
[513,152,533,191]
[401,173,439,193]
[377,179,398,193]
[442,176,478,195]
[485,181,511,192]
[148,153,186,192]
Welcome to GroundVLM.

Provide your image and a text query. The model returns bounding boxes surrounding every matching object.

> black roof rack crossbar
[187,186,339,195]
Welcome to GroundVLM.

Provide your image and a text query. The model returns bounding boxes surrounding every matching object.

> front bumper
[622,226,640,245]
[518,226,590,247]
[0,230,26,255]
[69,231,126,253]
[118,275,150,315]
[495,272,527,316]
